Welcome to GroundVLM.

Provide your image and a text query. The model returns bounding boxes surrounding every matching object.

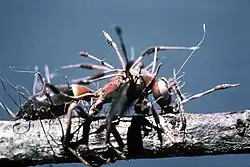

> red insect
[45,24,240,165]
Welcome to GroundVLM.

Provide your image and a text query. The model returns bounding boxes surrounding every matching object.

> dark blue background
[0,0,250,167]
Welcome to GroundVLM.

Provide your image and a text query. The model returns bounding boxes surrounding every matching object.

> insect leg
[131,45,198,70]
[151,102,164,147]
[80,52,115,70]
[63,101,90,166]
[45,83,97,101]
[44,65,51,84]
[57,63,111,71]
[72,72,124,85]
[105,82,130,159]
[0,73,29,101]
[115,25,128,64]
[181,83,240,104]
[0,76,20,110]
[151,47,158,74]
[103,30,126,69]
[0,99,16,119]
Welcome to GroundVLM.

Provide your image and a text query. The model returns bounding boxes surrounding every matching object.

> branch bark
[1,110,250,166]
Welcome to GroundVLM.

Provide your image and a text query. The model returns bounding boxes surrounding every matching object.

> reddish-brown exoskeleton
[46,26,201,163]
[45,26,242,166]
[46,24,240,165]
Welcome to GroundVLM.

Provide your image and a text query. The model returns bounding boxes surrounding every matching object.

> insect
[0,65,93,121]
[45,24,240,165]
[15,83,92,121]
[45,24,202,163]
[0,65,97,165]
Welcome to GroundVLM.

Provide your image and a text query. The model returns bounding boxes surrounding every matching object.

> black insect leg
[151,102,164,148]
[63,102,90,166]
[127,116,144,157]
[110,122,125,150]
[105,116,126,161]
[102,81,130,160]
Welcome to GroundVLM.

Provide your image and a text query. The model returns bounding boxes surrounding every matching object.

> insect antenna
[175,24,206,76]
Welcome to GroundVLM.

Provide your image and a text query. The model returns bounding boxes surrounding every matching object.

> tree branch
[1,109,250,166]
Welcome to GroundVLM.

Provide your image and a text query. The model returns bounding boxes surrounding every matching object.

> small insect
[0,66,92,121]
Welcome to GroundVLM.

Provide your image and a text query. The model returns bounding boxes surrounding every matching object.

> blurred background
[0,0,250,167]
